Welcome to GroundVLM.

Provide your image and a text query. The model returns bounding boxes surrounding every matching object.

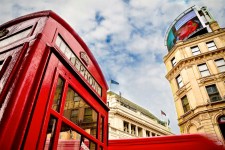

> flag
[161,110,166,116]
[111,79,119,85]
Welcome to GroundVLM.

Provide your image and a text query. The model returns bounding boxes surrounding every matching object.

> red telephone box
[0,10,108,150]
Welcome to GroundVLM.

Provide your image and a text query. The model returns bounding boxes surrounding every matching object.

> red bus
[0,10,108,150]
[108,134,223,150]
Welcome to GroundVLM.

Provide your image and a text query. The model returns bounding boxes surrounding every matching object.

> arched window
[218,116,225,140]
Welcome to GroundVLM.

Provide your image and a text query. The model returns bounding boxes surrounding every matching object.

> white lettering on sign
[56,35,102,96]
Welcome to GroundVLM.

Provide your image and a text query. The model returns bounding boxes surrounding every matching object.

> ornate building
[164,6,225,145]
[107,91,173,139]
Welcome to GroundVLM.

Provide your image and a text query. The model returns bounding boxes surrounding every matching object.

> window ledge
[207,99,225,105]
[199,75,216,84]
[176,85,187,96]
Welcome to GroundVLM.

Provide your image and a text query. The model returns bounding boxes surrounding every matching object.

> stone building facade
[164,6,225,145]
[107,91,173,139]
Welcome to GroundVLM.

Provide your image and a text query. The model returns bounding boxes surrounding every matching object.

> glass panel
[52,77,64,112]
[0,59,5,71]
[177,75,182,82]
[191,46,200,52]
[63,87,98,138]
[100,117,104,142]
[58,123,81,150]
[146,131,150,137]
[60,41,67,53]
[179,81,184,88]
[70,53,76,65]
[181,96,190,112]
[215,59,225,66]
[206,85,217,94]
[208,46,217,51]
[207,42,215,47]
[193,51,200,55]
[0,27,32,48]
[171,57,176,66]
[219,66,225,72]
[55,34,102,97]
[176,75,183,88]
[123,121,129,133]
[86,138,96,150]
[219,116,225,123]
[206,85,221,102]
[55,35,62,47]
[64,48,72,59]
[58,123,96,150]
[44,116,57,150]
[198,64,207,71]
[201,70,210,77]
[215,59,225,72]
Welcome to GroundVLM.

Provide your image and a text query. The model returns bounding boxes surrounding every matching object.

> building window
[131,124,136,135]
[171,57,177,67]
[206,84,221,102]
[198,63,210,77]
[218,116,225,140]
[206,41,217,51]
[181,95,190,113]
[84,107,93,122]
[70,109,79,123]
[215,58,225,72]
[138,127,143,137]
[191,46,201,55]
[123,121,129,133]
[176,74,184,88]
[146,130,150,137]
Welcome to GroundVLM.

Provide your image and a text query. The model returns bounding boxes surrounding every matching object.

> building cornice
[165,47,225,81]
[178,101,225,126]
[109,106,173,135]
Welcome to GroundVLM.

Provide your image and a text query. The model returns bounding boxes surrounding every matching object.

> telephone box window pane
[0,26,32,48]
[82,138,96,150]
[44,116,57,150]
[58,123,96,150]
[0,59,4,71]
[52,77,64,112]
[100,116,104,142]
[63,87,98,138]
[58,123,81,149]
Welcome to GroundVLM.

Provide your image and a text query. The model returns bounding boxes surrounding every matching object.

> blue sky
[1,0,225,134]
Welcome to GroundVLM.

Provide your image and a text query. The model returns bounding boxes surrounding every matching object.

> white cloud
[1,0,225,134]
